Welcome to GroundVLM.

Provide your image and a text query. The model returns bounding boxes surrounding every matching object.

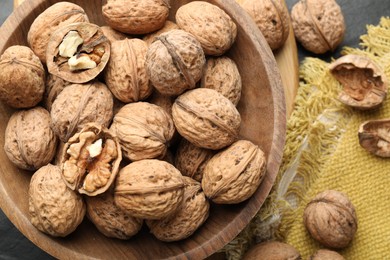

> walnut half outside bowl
[0,0,286,259]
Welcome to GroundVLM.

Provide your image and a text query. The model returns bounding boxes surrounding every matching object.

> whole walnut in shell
[29,164,86,237]
[4,107,57,171]
[239,0,290,50]
[86,189,142,239]
[104,39,152,103]
[43,74,70,112]
[100,26,128,43]
[172,88,241,150]
[0,45,45,108]
[329,54,387,110]
[114,159,184,220]
[146,29,206,96]
[358,119,390,157]
[146,176,209,241]
[50,81,113,142]
[242,241,301,260]
[27,2,89,63]
[200,56,242,106]
[202,140,266,204]
[143,21,180,46]
[304,190,357,249]
[176,1,237,55]
[309,249,345,260]
[291,0,345,54]
[102,0,170,34]
[110,102,175,161]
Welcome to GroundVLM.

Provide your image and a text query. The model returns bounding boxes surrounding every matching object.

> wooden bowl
[0,0,286,259]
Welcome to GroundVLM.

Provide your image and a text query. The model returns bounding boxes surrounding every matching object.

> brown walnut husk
[358,119,390,157]
[29,164,86,237]
[176,1,237,56]
[242,241,301,260]
[172,88,241,150]
[4,107,57,171]
[43,74,70,112]
[27,2,89,63]
[0,45,45,108]
[86,188,142,239]
[114,159,184,220]
[110,102,175,161]
[304,190,357,249]
[291,0,345,54]
[143,21,180,46]
[102,0,170,34]
[100,25,128,43]
[46,22,110,84]
[146,29,206,96]
[329,54,387,110]
[50,81,113,142]
[309,249,345,260]
[61,123,122,196]
[104,39,152,103]
[146,176,209,242]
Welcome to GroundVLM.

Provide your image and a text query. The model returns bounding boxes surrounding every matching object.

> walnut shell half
[329,54,387,110]
[242,241,301,260]
[358,118,390,157]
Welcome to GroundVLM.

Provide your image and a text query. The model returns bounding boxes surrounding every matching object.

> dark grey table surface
[1,0,390,259]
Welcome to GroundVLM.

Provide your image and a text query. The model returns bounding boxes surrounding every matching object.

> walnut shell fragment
[29,164,86,237]
[309,249,345,260]
[61,123,122,196]
[304,190,357,249]
[202,140,266,204]
[46,22,110,83]
[358,119,390,157]
[242,241,301,260]
[146,176,209,241]
[329,54,387,110]
[114,159,184,220]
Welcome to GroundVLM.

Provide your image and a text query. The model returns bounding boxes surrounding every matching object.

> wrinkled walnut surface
[143,21,180,46]
[358,119,390,157]
[43,74,70,112]
[100,25,128,43]
[242,241,301,260]
[309,249,345,260]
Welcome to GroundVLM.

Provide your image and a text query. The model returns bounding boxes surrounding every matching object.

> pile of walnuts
[1,1,268,242]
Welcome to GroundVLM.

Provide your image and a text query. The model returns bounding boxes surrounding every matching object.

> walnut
[172,88,241,150]
[145,29,205,96]
[242,241,301,260]
[358,119,390,157]
[43,74,71,112]
[61,123,122,196]
[146,176,209,241]
[304,190,358,249]
[309,249,345,260]
[104,39,152,103]
[175,139,215,182]
[100,25,128,43]
[4,107,57,171]
[291,0,345,54]
[85,188,143,239]
[29,164,86,237]
[114,159,185,220]
[27,2,89,63]
[143,21,180,46]
[200,56,242,106]
[102,0,170,34]
[110,102,175,161]
[46,22,111,83]
[0,45,45,108]
[176,1,237,56]
[50,81,113,142]
[202,140,267,204]
[329,54,387,110]
[239,0,290,50]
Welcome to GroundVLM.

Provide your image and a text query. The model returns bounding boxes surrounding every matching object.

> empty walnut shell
[104,39,152,103]
[329,54,387,110]
[146,29,206,96]
[358,119,390,157]
[176,1,237,55]
[114,159,185,220]
[304,190,358,249]
[0,45,45,108]
[146,176,209,241]
[309,249,345,260]
[4,107,58,171]
[202,140,267,204]
[110,102,175,161]
[27,2,89,63]
[291,0,345,54]
[46,22,110,84]
[100,25,128,43]
[172,88,241,150]
[86,188,142,239]
[43,74,71,112]
[61,123,122,196]
[143,21,180,46]
[29,164,86,237]
[242,241,301,260]
[50,81,113,142]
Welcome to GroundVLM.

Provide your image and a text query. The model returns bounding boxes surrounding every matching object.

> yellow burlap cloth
[224,17,390,259]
